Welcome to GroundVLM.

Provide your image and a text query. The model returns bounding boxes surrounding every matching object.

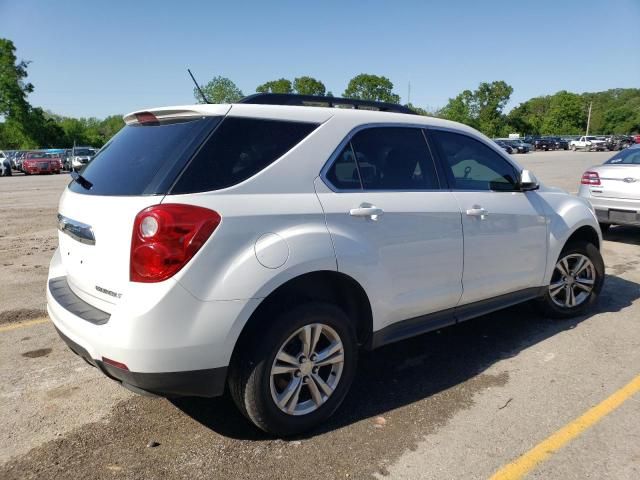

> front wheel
[229,302,357,436]
[571,145,577,151]
[537,242,604,319]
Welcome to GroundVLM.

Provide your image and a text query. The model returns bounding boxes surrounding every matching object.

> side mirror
[520,169,539,191]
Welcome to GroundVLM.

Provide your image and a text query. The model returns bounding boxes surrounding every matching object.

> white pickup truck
[570,136,608,152]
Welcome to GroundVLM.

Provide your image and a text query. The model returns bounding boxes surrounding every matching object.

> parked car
[494,139,514,154]
[578,144,640,232]
[21,151,62,174]
[546,137,569,150]
[70,147,97,172]
[62,149,73,171]
[0,151,11,177]
[13,151,26,170]
[605,135,634,151]
[570,136,608,152]
[532,137,554,151]
[504,139,530,153]
[48,94,605,436]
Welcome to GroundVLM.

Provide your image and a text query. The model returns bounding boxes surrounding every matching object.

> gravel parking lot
[1,150,638,479]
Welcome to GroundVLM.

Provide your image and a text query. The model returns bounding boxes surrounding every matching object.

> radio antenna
[188,68,211,104]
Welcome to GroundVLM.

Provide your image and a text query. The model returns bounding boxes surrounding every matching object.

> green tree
[438,90,475,126]
[439,81,513,137]
[541,91,585,135]
[256,78,293,94]
[405,103,431,116]
[343,74,400,104]
[0,38,32,120]
[293,76,326,96]
[195,76,244,104]
[474,81,513,137]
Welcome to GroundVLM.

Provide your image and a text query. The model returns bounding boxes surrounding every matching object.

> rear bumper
[47,248,261,397]
[54,325,227,397]
[578,187,640,225]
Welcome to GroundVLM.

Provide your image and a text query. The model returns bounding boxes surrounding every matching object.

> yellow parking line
[0,317,49,333]
[490,374,640,480]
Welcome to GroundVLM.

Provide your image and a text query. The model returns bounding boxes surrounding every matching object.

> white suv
[47,94,604,435]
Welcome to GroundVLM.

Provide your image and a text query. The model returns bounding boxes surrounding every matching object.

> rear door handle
[466,206,488,218]
[349,204,384,220]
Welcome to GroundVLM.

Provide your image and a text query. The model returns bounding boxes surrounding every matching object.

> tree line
[1,37,639,150]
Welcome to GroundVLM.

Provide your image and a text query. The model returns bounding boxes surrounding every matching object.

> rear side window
[171,117,319,194]
[325,145,362,190]
[325,127,439,191]
[69,117,220,196]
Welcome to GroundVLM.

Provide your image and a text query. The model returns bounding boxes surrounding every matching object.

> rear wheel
[229,302,357,436]
[537,242,604,319]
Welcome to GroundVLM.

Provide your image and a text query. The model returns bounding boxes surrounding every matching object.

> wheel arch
[565,224,600,250]
[229,271,373,367]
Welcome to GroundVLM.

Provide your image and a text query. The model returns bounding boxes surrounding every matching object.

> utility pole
[407,81,411,105]
[585,101,592,136]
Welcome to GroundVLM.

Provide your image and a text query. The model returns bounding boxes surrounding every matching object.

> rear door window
[171,117,319,194]
[68,117,220,196]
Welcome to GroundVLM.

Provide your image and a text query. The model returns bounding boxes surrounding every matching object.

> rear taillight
[130,204,221,283]
[581,171,601,185]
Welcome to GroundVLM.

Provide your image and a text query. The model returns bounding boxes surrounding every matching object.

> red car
[21,151,62,175]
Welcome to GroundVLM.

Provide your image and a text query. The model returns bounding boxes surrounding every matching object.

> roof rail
[238,93,416,115]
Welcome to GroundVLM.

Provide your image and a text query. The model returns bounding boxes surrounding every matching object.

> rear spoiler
[123,105,231,125]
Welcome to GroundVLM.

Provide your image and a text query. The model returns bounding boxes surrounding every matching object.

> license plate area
[609,209,639,224]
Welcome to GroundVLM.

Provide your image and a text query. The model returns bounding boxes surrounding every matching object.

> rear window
[171,117,319,194]
[606,148,640,165]
[69,117,220,196]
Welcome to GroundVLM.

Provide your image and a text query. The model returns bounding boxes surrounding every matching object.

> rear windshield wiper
[70,171,93,190]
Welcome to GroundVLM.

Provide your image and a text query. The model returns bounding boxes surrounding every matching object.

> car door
[315,126,463,334]
[427,128,548,306]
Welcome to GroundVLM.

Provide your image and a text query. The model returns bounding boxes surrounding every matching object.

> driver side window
[430,130,519,191]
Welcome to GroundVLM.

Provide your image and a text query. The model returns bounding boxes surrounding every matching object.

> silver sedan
[578,144,640,232]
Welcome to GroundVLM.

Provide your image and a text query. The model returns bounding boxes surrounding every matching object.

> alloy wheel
[549,253,596,308]
[270,323,345,416]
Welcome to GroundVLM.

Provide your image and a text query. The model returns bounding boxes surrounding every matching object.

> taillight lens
[581,171,601,185]
[130,204,221,283]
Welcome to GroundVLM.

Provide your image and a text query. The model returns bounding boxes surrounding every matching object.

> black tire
[537,241,604,319]
[228,302,357,436]
[599,223,611,234]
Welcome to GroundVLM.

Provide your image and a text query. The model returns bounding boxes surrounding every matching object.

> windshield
[27,152,48,159]
[69,116,220,196]
[74,148,94,156]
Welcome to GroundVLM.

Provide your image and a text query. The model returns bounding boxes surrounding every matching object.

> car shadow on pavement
[171,273,639,440]
[603,225,640,246]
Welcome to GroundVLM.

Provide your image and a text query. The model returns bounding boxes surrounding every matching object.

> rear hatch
[590,165,640,200]
[58,106,228,312]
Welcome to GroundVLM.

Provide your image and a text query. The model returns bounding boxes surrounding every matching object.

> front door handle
[350,204,384,220]
[466,206,488,218]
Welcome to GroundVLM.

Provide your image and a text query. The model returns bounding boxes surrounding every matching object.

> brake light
[135,112,159,125]
[130,204,221,283]
[581,171,601,185]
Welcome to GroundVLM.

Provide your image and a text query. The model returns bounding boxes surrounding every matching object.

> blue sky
[2,0,639,118]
